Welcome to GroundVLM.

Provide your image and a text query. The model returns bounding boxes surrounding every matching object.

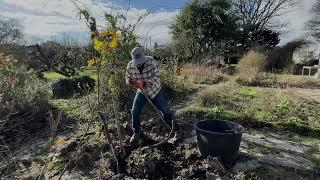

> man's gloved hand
[126,76,134,85]
[135,80,145,89]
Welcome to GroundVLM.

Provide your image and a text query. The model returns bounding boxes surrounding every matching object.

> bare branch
[308,0,320,40]
[232,0,298,32]
[0,17,23,46]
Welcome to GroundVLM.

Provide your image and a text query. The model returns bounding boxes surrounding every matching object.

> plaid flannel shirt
[126,56,162,99]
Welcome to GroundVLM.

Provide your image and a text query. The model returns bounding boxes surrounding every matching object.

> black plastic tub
[194,119,244,167]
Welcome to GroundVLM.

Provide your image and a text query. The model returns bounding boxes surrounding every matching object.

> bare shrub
[180,64,227,84]
[48,111,61,140]
[239,51,268,85]
[160,62,195,103]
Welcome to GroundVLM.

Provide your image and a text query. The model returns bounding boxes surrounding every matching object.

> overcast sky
[0,0,317,46]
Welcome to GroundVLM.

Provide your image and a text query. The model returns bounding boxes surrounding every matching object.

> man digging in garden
[126,46,182,145]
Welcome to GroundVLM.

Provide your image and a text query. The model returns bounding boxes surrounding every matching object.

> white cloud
[0,0,317,46]
[0,0,88,38]
[137,11,178,45]
[0,0,177,45]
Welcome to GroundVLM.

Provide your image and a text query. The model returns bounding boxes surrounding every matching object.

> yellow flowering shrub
[79,9,140,113]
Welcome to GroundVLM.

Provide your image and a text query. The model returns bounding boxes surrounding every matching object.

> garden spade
[132,80,177,148]
[134,80,171,130]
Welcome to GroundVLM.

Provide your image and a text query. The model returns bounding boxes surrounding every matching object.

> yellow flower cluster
[87,58,97,67]
[101,29,121,48]
[87,28,122,66]
[92,29,121,48]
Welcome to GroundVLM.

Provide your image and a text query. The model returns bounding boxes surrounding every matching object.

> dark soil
[85,119,226,179]
[1,116,226,179]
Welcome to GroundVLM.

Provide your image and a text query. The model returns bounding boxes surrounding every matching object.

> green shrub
[74,76,95,93]
[0,64,49,114]
[0,59,50,145]
[52,76,96,98]
[52,78,75,98]
[238,50,268,85]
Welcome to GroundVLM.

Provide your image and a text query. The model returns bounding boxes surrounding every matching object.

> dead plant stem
[99,112,119,173]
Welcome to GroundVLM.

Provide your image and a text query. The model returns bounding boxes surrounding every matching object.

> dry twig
[99,112,119,173]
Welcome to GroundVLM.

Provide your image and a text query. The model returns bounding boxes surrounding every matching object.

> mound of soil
[72,141,102,172]
[127,148,175,179]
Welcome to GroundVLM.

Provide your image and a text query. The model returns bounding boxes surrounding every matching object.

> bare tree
[232,0,298,33]
[308,0,320,40]
[231,0,298,51]
[26,35,94,77]
[0,17,23,46]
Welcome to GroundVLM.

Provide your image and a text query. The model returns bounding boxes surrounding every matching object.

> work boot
[129,132,141,145]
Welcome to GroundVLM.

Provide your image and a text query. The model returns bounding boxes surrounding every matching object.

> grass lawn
[177,81,320,138]
[256,73,320,89]
[50,95,96,121]
[43,71,65,79]
[78,69,97,79]
[43,69,98,80]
